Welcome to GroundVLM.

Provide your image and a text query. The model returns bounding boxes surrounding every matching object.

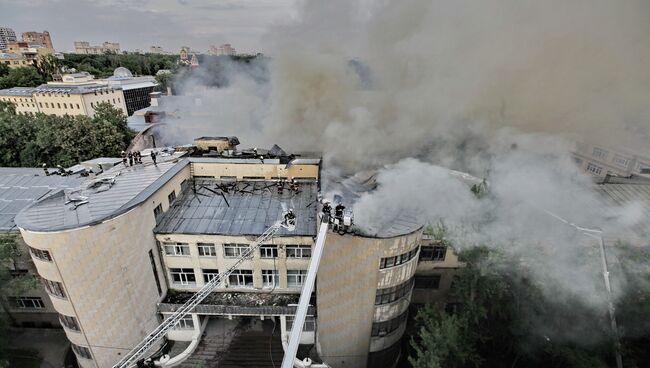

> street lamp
[539,208,623,368]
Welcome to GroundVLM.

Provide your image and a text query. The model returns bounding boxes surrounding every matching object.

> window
[592,147,608,159]
[228,269,253,287]
[419,245,446,262]
[149,249,162,296]
[168,190,176,204]
[8,296,45,309]
[286,245,311,258]
[260,244,278,258]
[262,270,279,288]
[202,269,220,283]
[59,314,80,331]
[29,246,52,262]
[45,102,49,108]
[63,103,67,109]
[42,278,66,298]
[170,268,196,286]
[414,275,441,289]
[379,246,419,269]
[163,243,190,256]
[153,203,163,220]
[197,243,216,257]
[57,103,60,108]
[90,102,94,108]
[71,343,92,360]
[375,278,415,305]
[286,316,315,332]
[224,244,250,258]
[586,163,603,175]
[113,98,116,104]
[76,103,80,109]
[287,270,307,288]
[613,155,630,168]
[371,310,408,337]
[174,316,194,330]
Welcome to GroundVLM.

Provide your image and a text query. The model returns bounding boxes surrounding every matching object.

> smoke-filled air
[157,0,650,347]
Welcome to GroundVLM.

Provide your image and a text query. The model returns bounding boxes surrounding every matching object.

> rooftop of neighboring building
[14,149,187,232]
[0,87,36,96]
[0,167,84,230]
[154,178,318,237]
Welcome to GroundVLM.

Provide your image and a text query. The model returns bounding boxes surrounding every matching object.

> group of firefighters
[121,150,158,166]
[321,201,347,230]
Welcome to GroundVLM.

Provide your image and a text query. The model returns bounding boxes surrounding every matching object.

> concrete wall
[316,229,421,368]
[19,165,190,367]
[412,242,462,305]
[191,162,319,181]
[0,95,39,114]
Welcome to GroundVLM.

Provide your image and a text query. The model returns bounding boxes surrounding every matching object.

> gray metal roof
[0,168,84,231]
[14,153,188,232]
[34,84,122,95]
[0,87,36,97]
[594,177,650,239]
[155,179,318,237]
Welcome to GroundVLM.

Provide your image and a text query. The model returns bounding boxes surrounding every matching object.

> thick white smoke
[156,0,650,343]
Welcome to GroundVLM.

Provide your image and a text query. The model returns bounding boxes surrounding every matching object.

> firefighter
[150,150,157,165]
[128,151,133,166]
[121,150,127,166]
[335,204,345,221]
[322,201,332,223]
[42,163,50,176]
[283,209,296,227]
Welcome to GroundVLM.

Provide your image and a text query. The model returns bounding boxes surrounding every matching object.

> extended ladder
[113,220,287,368]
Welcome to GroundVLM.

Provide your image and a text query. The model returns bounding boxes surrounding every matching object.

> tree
[0,233,38,366]
[0,67,44,89]
[35,54,61,81]
[0,63,8,78]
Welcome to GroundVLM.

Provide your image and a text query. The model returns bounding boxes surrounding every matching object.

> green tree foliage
[409,246,620,368]
[35,54,62,81]
[0,67,44,89]
[61,53,178,79]
[0,102,133,167]
[0,232,38,366]
[0,63,9,78]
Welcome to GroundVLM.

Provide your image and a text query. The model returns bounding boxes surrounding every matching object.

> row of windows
[29,246,52,262]
[59,313,80,331]
[379,247,419,269]
[371,310,408,337]
[169,268,307,288]
[375,278,414,305]
[414,275,441,289]
[93,89,117,96]
[586,163,603,175]
[286,316,316,332]
[419,245,446,262]
[153,190,177,221]
[163,242,311,259]
[71,343,92,360]
[8,296,45,309]
[41,278,66,299]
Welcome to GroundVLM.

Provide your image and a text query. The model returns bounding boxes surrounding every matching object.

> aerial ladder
[113,211,298,368]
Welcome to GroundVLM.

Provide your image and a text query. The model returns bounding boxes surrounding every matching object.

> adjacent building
[573,142,650,178]
[149,46,164,54]
[209,43,236,56]
[0,26,17,50]
[74,41,120,55]
[22,31,54,49]
[0,68,158,117]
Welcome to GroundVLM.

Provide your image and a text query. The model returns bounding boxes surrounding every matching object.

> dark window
[371,310,408,337]
[419,245,446,262]
[71,343,92,360]
[153,203,163,220]
[202,269,220,283]
[379,246,419,269]
[170,268,196,286]
[29,246,52,262]
[228,269,253,287]
[168,190,176,204]
[260,244,278,258]
[8,296,45,309]
[414,275,441,289]
[197,243,216,257]
[149,250,162,296]
[286,245,311,258]
[59,314,80,331]
[41,278,66,298]
[375,278,415,305]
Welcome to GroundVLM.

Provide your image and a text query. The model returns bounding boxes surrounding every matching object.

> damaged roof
[0,168,84,231]
[14,152,187,232]
[155,179,318,237]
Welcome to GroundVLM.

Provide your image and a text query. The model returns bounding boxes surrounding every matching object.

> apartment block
[0,26,17,50]
[573,142,650,178]
[74,41,120,55]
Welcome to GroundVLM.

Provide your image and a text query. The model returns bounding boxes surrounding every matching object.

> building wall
[31,89,127,117]
[412,240,463,305]
[18,165,190,367]
[155,233,313,291]
[573,142,650,177]
[316,230,422,368]
[192,162,319,181]
[0,95,39,114]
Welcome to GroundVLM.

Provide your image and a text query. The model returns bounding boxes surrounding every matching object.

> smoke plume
[157,0,650,345]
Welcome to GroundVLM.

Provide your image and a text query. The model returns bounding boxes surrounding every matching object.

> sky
[0,0,299,53]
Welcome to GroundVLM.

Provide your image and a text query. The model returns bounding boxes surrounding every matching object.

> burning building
[13,139,465,368]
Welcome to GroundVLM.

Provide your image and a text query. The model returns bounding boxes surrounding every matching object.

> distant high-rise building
[21,31,53,49]
[150,46,164,54]
[74,41,121,54]
[0,27,17,50]
[212,43,236,56]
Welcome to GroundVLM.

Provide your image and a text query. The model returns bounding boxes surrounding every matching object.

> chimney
[149,91,162,107]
